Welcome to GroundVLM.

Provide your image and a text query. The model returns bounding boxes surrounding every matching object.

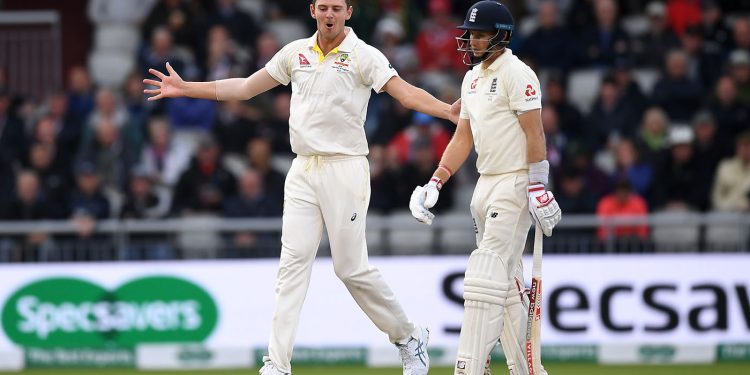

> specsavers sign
[0,255,748,358]
[1,276,217,348]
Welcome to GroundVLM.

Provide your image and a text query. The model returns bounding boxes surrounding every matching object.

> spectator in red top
[666,0,702,36]
[388,112,451,166]
[414,0,463,73]
[596,179,649,240]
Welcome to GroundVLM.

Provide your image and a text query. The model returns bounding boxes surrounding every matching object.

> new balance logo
[469,8,478,22]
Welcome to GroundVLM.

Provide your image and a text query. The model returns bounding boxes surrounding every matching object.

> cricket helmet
[456,1,514,66]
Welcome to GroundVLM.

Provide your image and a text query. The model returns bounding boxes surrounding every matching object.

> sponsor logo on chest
[298,54,312,68]
[468,78,479,94]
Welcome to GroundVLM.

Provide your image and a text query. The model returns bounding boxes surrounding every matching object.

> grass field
[15,364,750,375]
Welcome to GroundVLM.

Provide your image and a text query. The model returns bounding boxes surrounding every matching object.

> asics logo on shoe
[414,339,427,366]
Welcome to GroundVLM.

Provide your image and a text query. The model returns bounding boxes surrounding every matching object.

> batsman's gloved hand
[409,177,442,225]
[528,183,562,236]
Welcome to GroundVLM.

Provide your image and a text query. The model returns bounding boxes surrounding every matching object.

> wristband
[528,183,545,193]
[429,176,443,191]
[437,164,453,178]
[528,160,549,186]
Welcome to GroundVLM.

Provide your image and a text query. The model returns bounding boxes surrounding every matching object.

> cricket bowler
[408,1,562,375]
[144,1,460,374]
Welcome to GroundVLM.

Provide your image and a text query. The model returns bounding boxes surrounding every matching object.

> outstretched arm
[143,62,281,102]
[382,76,460,124]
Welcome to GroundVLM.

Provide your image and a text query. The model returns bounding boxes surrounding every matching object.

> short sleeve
[265,42,297,86]
[459,71,472,120]
[507,64,542,113]
[358,45,398,93]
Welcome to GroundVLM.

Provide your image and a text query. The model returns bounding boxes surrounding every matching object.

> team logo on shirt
[334,53,350,67]
[489,78,497,93]
[525,84,537,97]
[332,53,352,73]
[298,54,311,67]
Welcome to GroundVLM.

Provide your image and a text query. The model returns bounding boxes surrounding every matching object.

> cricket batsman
[408,1,562,374]
[144,1,461,374]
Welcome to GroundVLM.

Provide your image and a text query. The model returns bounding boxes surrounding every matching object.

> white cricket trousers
[268,155,414,373]
[470,171,542,375]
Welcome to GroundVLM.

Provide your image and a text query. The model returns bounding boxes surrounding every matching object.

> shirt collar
[481,48,514,73]
[308,27,358,54]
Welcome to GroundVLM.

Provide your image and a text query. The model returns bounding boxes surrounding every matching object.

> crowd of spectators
[1,0,749,258]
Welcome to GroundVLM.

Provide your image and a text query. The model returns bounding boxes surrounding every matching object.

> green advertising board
[1,276,218,368]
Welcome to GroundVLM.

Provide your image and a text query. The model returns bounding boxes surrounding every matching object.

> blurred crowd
[0,0,749,258]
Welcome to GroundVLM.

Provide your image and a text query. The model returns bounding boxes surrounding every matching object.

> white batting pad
[455,249,509,375]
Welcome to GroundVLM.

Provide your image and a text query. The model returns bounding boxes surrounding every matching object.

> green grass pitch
[15,363,750,375]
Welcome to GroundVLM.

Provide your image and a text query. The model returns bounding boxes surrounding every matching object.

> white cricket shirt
[459,49,542,175]
[265,28,397,156]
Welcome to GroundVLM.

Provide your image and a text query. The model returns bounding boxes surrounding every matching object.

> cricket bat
[525,225,543,375]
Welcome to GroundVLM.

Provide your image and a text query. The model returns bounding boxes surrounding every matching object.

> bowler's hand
[143,62,186,101]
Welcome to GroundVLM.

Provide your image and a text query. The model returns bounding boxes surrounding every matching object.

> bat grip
[532,225,543,277]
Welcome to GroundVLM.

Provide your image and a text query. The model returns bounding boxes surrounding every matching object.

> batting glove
[528,183,562,236]
[409,177,442,225]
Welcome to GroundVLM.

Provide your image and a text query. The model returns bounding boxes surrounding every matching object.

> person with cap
[633,1,680,68]
[652,125,701,210]
[144,1,461,373]
[69,160,110,221]
[409,1,561,374]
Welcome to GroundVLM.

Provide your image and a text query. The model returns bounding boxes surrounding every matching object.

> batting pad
[455,249,509,375]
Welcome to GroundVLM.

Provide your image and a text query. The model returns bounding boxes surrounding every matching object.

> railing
[0,213,748,262]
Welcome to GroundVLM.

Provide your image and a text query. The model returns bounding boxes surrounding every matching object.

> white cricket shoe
[259,356,289,375]
[397,326,430,375]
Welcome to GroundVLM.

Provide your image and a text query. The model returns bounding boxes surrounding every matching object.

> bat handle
[532,225,543,277]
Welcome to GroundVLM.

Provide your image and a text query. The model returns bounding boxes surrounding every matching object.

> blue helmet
[456,1,515,66]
